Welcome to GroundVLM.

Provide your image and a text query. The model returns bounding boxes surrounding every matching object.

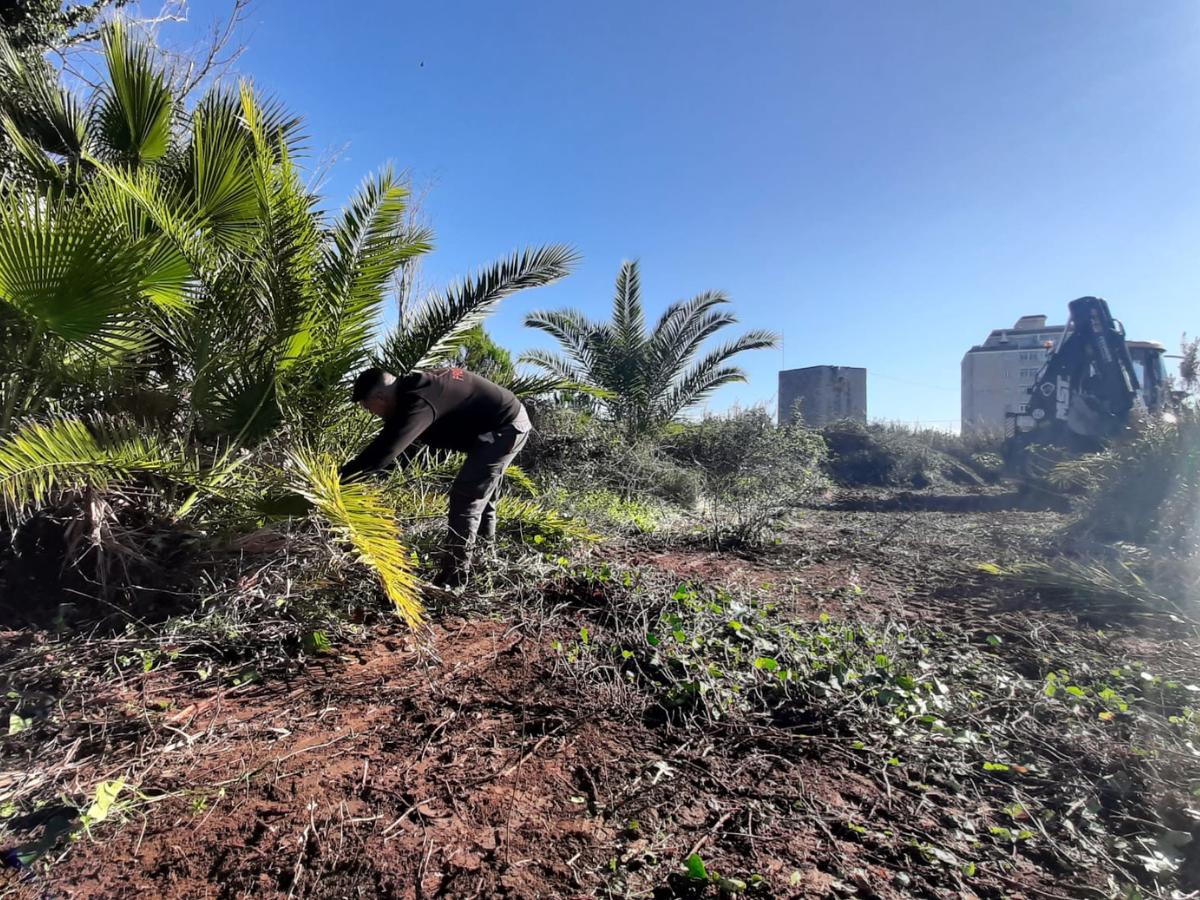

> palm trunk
[1,323,43,437]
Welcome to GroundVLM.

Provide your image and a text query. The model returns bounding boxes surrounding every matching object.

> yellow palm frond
[288,449,423,627]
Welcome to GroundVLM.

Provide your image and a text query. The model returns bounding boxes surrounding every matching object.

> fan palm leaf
[93,21,175,165]
[182,86,260,249]
[0,35,88,168]
[0,192,146,347]
[84,171,193,311]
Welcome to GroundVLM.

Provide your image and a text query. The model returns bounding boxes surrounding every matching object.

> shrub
[820,420,1003,488]
[665,407,827,546]
[521,405,701,507]
[1053,410,1200,553]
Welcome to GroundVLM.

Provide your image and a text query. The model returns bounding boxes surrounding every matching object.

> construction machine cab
[1005,297,1166,466]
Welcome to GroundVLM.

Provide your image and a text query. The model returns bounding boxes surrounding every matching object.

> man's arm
[339,397,436,482]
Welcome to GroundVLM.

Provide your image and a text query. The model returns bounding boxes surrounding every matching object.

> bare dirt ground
[3,503,1197,899]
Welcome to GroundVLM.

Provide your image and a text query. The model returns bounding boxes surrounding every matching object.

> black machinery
[1004,297,1167,465]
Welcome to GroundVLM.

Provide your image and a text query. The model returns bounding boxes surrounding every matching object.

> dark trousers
[445,422,529,564]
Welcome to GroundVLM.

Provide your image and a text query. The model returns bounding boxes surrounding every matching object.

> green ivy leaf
[685,852,709,880]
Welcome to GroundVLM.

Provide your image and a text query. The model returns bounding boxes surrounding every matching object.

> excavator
[1004,296,1169,473]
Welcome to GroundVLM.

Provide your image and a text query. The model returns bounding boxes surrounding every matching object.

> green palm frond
[379,244,578,373]
[182,85,260,248]
[522,308,597,372]
[501,371,577,399]
[94,21,175,164]
[515,349,580,383]
[0,415,192,510]
[87,161,200,259]
[659,334,777,427]
[196,363,282,443]
[658,364,747,426]
[611,259,644,352]
[316,167,432,378]
[0,192,145,348]
[0,36,88,165]
[391,452,534,495]
[502,463,537,495]
[523,263,774,436]
[656,331,777,423]
[84,173,193,310]
[497,367,610,406]
[287,449,423,627]
[648,292,736,377]
[1,114,70,185]
[236,87,306,161]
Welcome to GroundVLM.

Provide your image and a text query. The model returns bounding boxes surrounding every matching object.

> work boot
[432,547,470,589]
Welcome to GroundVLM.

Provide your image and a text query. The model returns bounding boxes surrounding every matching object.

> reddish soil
[6,611,898,900]
[3,508,1111,899]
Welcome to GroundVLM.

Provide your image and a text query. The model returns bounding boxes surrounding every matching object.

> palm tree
[0,22,577,624]
[522,260,778,438]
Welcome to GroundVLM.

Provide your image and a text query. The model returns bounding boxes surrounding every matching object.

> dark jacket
[340,368,523,480]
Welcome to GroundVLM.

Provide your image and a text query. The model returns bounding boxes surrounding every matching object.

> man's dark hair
[351,367,391,402]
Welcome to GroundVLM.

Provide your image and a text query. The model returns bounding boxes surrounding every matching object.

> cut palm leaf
[288,450,423,627]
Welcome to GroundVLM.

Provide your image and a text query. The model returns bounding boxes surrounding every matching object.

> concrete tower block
[778,366,867,427]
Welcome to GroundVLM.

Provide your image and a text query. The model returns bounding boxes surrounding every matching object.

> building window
[1019,367,1039,380]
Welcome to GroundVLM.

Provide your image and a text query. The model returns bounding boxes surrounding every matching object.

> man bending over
[340,366,531,587]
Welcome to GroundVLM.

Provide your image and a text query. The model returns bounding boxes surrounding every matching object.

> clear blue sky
[180,0,1199,427]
